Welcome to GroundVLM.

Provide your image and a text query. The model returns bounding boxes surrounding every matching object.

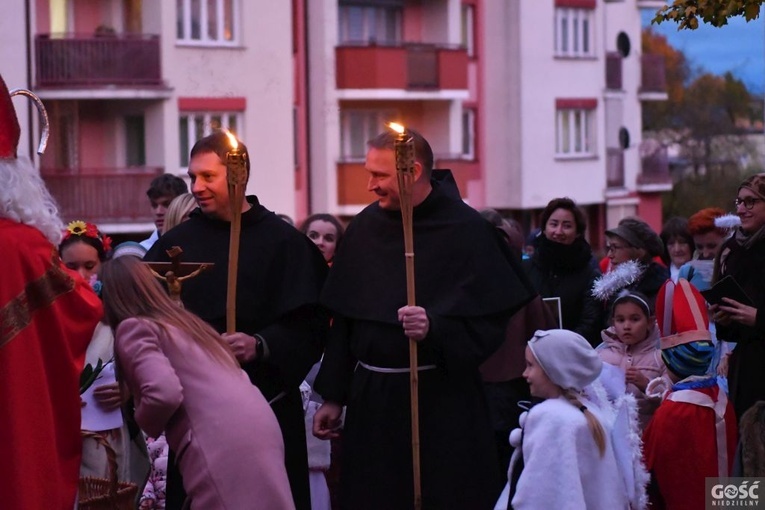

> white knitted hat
[528,329,602,391]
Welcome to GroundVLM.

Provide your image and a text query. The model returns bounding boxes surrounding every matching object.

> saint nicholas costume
[643,279,737,510]
[0,74,103,509]
[315,172,536,509]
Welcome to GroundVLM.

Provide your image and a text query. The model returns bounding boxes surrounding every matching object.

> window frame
[555,107,596,158]
[177,0,239,47]
[554,7,594,58]
[178,111,243,168]
[339,109,398,162]
[337,5,402,46]
[461,108,476,160]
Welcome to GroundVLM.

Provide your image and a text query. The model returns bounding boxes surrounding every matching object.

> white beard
[0,157,64,245]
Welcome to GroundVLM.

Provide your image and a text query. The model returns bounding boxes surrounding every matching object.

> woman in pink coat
[100,256,295,510]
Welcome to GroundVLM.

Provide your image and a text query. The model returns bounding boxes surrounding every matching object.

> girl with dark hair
[299,213,345,265]
[523,197,602,345]
[596,291,666,430]
[101,256,295,509]
[59,221,150,496]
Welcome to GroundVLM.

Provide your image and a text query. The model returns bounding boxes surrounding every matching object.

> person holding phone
[711,173,765,419]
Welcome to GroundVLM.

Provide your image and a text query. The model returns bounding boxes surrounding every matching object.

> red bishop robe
[0,219,102,510]
[642,383,738,510]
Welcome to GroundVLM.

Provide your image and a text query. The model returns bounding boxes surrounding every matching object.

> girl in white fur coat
[495,329,648,510]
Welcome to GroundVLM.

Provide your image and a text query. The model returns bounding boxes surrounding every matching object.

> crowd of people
[3,68,765,510]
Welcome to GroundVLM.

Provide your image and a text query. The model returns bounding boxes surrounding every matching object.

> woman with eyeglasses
[592,217,669,325]
[523,198,602,346]
[711,173,765,420]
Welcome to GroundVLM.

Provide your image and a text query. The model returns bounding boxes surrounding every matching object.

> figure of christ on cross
[145,246,212,305]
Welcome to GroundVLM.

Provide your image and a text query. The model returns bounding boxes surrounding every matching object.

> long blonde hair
[563,389,607,457]
[164,193,197,233]
[100,256,238,369]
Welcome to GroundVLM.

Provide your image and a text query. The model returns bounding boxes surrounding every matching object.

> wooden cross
[144,246,213,304]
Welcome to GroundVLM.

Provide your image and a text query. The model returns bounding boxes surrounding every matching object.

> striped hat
[656,278,714,377]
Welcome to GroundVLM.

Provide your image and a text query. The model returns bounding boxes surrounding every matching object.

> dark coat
[715,231,765,419]
[523,235,602,345]
[315,176,536,510]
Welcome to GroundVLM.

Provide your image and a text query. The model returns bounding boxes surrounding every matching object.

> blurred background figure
[278,213,296,227]
[523,198,602,346]
[140,174,188,251]
[660,216,693,282]
[299,212,345,510]
[479,207,556,483]
[0,74,102,510]
[479,208,524,255]
[300,213,345,265]
[163,193,197,234]
[678,207,727,291]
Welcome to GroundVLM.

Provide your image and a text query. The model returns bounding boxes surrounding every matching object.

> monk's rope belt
[358,361,437,374]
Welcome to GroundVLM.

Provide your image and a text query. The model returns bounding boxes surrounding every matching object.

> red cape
[643,384,737,510]
[0,219,102,510]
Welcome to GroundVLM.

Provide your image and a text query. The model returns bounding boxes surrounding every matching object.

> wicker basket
[78,430,139,510]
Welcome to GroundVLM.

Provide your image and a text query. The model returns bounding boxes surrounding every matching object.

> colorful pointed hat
[0,73,21,159]
[655,278,712,349]
[656,278,714,377]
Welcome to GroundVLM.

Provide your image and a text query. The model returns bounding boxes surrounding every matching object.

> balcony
[35,33,163,89]
[605,52,622,91]
[42,167,163,224]
[606,148,625,188]
[336,43,468,92]
[639,54,668,100]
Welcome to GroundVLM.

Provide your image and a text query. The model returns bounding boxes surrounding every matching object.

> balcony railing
[606,52,622,90]
[640,54,667,94]
[36,33,162,87]
[336,43,467,90]
[606,147,625,188]
[639,144,672,185]
[42,167,163,223]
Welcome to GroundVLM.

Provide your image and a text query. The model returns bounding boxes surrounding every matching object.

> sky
[640,7,765,94]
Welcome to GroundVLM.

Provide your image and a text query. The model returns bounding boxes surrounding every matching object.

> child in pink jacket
[597,290,667,429]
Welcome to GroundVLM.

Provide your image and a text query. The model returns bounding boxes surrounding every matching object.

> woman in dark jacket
[712,173,765,420]
[523,197,602,345]
[591,216,669,333]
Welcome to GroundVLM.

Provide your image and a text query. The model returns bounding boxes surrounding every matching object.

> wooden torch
[389,122,422,510]
[224,130,247,334]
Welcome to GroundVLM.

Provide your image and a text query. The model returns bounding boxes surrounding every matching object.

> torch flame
[223,129,238,150]
[388,122,405,134]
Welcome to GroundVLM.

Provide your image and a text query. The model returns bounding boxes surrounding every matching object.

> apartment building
[1,0,669,238]
[2,0,297,236]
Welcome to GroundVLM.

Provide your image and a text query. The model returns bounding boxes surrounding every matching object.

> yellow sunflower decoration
[66,220,88,236]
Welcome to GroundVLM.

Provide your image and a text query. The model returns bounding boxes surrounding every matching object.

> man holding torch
[312,128,536,509]
[145,131,328,510]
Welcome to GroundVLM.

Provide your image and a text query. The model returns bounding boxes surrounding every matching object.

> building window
[461,5,475,57]
[554,8,593,58]
[338,5,402,45]
[340,109,397,161]
[461,108,476,160]
[179,112,241,167]
[556,107,595,156]
[125,116,146,167]
[177,0,236,45]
